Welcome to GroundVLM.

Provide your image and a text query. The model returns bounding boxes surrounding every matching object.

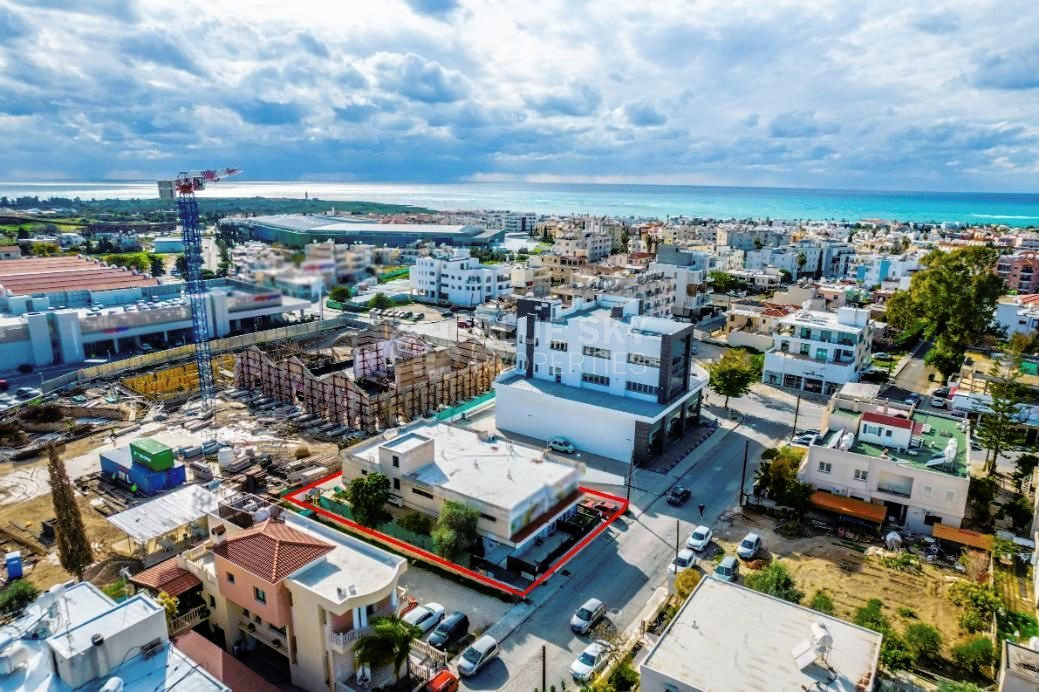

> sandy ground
[712,509,967,656]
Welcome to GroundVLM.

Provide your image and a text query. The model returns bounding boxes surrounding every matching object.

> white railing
[170,604,208,634]
[329,625,373,649]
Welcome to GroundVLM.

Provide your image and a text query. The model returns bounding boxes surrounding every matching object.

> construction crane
[157,168,241,414]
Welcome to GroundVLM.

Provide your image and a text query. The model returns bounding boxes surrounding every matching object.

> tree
[32,242,61,256]
[968,476,997,525]
[974,355,1025,474]
[432,500,480,561]
[348,473,391,528]
[397,511,433,536]
[1003,495,1033,532]
[674,567,702,600]
[708,270,747,294]
[753,446,813,511]
[148,253,165,277]
[329,284,353,303]
[174,254,187,275]
[156,591,179,630]
[744,562,803,604]
[886,247,1005,380]
[1013,453,1038,489]
[0,580,39,616]
[707,349,757,408]
[795,252,807,276]
[951,636,994,675]
[47,444,94,580]
[904,623,942,663]
[368,292,394,311]
[354,616,422,680]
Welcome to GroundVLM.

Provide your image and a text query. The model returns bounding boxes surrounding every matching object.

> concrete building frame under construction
[233,324,502,432]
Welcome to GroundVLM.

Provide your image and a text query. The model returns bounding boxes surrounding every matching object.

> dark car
[428,611,469,650]
[666,486,691,506]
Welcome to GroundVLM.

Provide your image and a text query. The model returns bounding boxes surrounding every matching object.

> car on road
[791,433,816,446]
[737,532,762,560]
[402,602,445,634]
[570,641,610,681]
[571,597,606,634]
[457,635,499,677]
[873,352,893,361]
[669,548,697,573]
[905,393,921,406]
[428,611,469,650]
[686,525,713,552]
[930,386,950,408]
[714,555,740,582]
[795,429,819,438]
[548,437,576,454]
[15,387,40,399]
[426,669,459,692]
[666,486,691,506]
[441,310,453,317]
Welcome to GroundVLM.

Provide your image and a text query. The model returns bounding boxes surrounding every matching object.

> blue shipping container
[128,464,166,495]
[164,464,186,489]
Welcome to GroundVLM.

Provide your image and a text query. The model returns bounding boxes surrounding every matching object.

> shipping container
[164,464,187,489]
[128,464,166,495]
[130,438,175,471]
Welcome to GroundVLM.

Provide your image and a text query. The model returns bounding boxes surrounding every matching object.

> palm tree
[354,616,422,681]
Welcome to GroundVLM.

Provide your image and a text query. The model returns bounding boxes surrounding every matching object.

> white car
[686,525,713,552]
[402,602,445,634]
[737,532,762,559]
[669,548,697,573]
[548,437,576,454]
[570,641,610,681]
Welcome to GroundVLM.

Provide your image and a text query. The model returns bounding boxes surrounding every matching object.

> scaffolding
[233,329,502,432]
[123,355,236,401]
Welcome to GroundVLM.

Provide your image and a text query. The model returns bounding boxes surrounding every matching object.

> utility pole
[675,519,680,561]
[541,644,546,692]
[738,439,749,506]
[625,449,635,504]
[790,394,801,440]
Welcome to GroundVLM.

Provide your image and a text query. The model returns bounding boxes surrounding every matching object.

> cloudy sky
[1,0,1038,191]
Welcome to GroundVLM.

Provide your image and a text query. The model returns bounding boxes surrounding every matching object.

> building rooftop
[47,594,161,659]
[497,368,681,421]
[351,420,581,515]
[213,518,334,583]
[641,578,881,692]
[0,256,158,294]
[1002,640,1039,689]
[107,485,218,543]
[130,556,202,597]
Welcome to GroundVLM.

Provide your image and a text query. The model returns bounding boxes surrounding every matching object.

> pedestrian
[698,503,705,517]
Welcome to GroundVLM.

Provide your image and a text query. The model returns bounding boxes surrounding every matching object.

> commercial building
[410,250,512,307]
[495,295,707,463]
[763,306,873,395]
[153,236,185,253]
[640,577,881,692]
[226,215,504,249]
[343,419,583,551]
[179,491,408,692]
[800,383,971,533]
[997,251,1039,293]
[0,580,228,691]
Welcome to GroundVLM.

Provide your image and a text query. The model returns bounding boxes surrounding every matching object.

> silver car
[570,598,606,634]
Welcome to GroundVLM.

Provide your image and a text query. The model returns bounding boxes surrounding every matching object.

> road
[892,340,936,394]
[462,383,823,691]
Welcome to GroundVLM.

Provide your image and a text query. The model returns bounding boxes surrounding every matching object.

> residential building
[484,210,537,234]
[997,251,1039,293]
[715,225,784,252]
[650,244,713,321]
[305,240,374,283]
[180,491,408,692]
[0,245,21,260]
[724,300,799,351]
[0,580,228,691]
[745,240,855,280]
[763,306,873,395]
[495,295,707,463]
[800,383,971,533]
[552,229,612,261]
[845,253,920,286]
[550,271,675,318]
[410,249,512,307]
[640,577,881,692]
[342,419,583,553]
[510,262,551,297]
[995,294,1039,337]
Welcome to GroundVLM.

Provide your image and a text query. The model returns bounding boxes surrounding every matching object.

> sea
[2,180,1039,227]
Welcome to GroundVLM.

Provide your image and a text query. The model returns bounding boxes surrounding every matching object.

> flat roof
[351,420,581,515]
[107,485,218,542]
[0,256,158,294]
[382,431,430,453]
[849,410,969,477]
[48,594,160,659]
[641,578,882,692]
[247,216,483,236]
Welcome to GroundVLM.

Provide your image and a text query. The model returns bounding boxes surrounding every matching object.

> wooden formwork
[233,337,501,432]
[123,354,236,400]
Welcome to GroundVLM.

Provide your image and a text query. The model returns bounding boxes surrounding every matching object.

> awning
[810,492,886,523]
[129,557,202,597]
[932,523,993,551]
[107,485,218,543]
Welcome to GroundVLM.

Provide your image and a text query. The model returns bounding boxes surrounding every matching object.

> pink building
[996,251,1039,293]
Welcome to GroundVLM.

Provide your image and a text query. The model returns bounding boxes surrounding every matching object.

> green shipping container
[130,438,175,472]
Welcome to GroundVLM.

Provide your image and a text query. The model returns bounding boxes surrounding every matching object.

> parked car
[427,670,459,692]
[930,386,951,408]
[570,598,606,634]
[548,437,576,454]
[737,532,762,560]
[670,548,697,574]
[873,352,892,361]
[456,321,472,329]
[15,387,40,399]
[791,433,816,446]
[428,611,469,650]
[686,525,713,552]
[457,635,499,677]
[666,486,691,506]
[714,555,740,582]
[570,641,610,681]
[402,602,445,634]
[905,393,921,406]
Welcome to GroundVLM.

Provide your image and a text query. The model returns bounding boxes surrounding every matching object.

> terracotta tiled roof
[862,411,913,430]
[129,557,201,597]
[212,519,333,583]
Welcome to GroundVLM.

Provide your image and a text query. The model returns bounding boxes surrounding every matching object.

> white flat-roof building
[763,305,873,396]
[640,577,882,692]
[996,294,1039,337]
[343,420,583,549]
[411,249,512,307]
[495,294,707,464]
[552,229,612,262]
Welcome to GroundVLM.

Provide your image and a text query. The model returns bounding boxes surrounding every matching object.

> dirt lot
[711,508,969,656]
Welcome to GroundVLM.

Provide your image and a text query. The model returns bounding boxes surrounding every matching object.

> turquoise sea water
[2,180,1038,226]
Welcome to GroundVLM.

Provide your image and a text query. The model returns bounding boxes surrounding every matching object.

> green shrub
[398,511,433,536]
[744,562,803,604]
[853,599,890,633]
[0,580,39,615]
[948,581,1001,633]
[951,636,994,675]
[897,607,917,619]
[879,631,915,670]
[609,662,639,691]
[904,623,943,662]
[809,590,835,615]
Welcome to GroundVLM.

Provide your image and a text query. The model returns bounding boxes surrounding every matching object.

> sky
[1,0,1038,192]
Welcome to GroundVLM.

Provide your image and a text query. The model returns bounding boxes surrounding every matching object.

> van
[457,635,499,677]
[714,555,740,582]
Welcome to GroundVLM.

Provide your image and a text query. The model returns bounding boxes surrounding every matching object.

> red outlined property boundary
[284,472,629,598]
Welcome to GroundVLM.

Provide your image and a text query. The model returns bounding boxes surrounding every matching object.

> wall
[726,330,774,352]
[212,553,292,628]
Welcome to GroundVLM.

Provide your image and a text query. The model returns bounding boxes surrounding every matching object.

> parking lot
[399,562,513,642]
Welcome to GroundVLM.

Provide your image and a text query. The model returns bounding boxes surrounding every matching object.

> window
[582,346,611,359]
[581,373,610,386]
[922,485,933,497]
[853,469,868,481]
[393,478,400,490]
[550,340,568,351]
[945,490,955,502]
[392,455,399,468]
[412,488,434,499]
[884,429,892,438]
[627,353,661,368]
[818,461,832,474]
[360,469,367,475]
[226,572,235,584]
[254,587,267,604]
[626,381,660,395]
[479,513,497,522]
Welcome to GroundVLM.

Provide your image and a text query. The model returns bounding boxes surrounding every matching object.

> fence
[317,494,437,551]
[435,390,495,421]
[41,316,366,393]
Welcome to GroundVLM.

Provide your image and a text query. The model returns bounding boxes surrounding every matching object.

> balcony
[181,545,216,584]
[327,624,373,654]
[876,485,912,499]
[239,618,289,656]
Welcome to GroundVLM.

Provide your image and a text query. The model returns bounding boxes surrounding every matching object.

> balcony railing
[170,604,209,635]
[328,625,373,650]
[876,485,913,499]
